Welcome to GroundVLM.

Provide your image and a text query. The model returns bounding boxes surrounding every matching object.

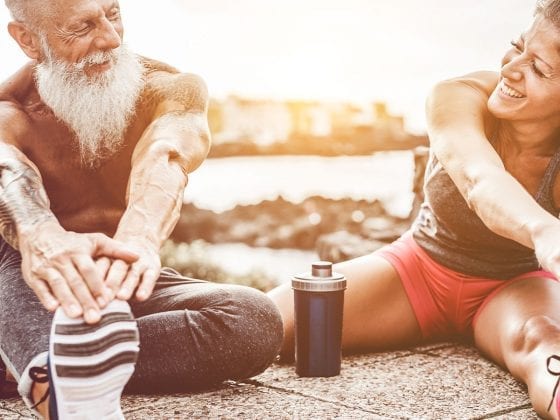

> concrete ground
[0,342,537,419]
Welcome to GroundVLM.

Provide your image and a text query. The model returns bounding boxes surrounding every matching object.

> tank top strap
[535,145,560,214]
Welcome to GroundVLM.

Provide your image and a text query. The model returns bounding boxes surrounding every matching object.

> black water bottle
[292,261,347,377]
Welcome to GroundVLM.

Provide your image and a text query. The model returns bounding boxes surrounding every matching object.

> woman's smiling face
[488,15,560,126]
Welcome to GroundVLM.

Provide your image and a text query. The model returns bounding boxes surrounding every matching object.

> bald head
[4,0,53,29]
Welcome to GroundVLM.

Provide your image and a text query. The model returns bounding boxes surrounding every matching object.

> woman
[269,0,560,418]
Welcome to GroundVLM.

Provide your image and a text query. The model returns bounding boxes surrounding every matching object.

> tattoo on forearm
[0,158,52,249]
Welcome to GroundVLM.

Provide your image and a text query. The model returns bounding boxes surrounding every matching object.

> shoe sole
[49,299,139,420]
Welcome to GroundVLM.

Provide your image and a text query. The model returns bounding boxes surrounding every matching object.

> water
[184,151,415,283]
[185,151,415,218]
[203,243,318,285]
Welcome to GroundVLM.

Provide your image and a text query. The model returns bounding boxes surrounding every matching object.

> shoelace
[547,355,560,413]
[29,366,50,410]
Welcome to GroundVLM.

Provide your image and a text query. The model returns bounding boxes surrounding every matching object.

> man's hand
[104,238,161,302]
[19,221,138,323]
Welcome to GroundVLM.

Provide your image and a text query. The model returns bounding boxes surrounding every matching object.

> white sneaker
[48,299,139,420]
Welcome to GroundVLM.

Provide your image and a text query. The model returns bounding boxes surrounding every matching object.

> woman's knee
[511,315,560,356]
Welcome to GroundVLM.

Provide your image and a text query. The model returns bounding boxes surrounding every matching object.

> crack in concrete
[469,402,533,419]
[241,378,404,419]
[411,344,461,358]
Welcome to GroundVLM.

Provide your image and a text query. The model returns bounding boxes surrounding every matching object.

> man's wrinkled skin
[1,1,210,319]
[0,1,210,415]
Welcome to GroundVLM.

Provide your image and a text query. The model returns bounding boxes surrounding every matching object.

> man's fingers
[74,255,111,308]
[136,268,159,301]
[105,259,130,298]
[57,264,101,324]
[117,268,141,301]
[28,278,59,312]
[41,268,82,318]
[91,234,139,262]
[95,257,112,281]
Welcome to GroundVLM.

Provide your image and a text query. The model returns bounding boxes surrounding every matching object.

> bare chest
[19,113,146,234]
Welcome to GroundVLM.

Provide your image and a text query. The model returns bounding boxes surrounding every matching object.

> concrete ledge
[0,342,536,419]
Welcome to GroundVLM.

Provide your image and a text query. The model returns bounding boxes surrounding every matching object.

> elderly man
[0,0,283,418]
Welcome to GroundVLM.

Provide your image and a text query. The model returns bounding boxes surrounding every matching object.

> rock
[316,231,387,262]
[316,146,429,260]
[361,216,408,242]
[172,195,395,250]
[170,147,429,254]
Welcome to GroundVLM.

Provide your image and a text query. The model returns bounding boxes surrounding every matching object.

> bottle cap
[311,261,333,278]
[292,261,347,292]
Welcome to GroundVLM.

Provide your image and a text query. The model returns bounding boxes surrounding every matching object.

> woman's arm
[427,72,560,270]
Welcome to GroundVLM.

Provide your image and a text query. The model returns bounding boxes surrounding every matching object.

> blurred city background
[0,0,538,288]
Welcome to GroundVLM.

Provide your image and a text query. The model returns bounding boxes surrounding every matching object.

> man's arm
[0,144,54,249]
[427,71,560,276]
[105,72,211,301]
[0,104,138,322]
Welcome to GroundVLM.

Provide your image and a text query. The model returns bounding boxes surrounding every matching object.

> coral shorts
[376,232,557,339]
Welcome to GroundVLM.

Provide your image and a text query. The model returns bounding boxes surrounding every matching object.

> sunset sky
[0,0,537,132]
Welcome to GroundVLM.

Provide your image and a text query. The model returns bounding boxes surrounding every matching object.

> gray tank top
[412,148,560,279]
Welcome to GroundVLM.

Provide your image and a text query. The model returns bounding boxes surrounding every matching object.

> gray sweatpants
[0,238,283,407]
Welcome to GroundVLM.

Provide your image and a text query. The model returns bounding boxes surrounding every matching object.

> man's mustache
[74,51,117,71]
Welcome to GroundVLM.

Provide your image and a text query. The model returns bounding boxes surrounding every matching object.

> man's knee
[223,284,283,342]
[218,284,283,376]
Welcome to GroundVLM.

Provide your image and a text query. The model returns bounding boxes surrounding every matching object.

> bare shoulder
[139,56,181,75]
[0,99,33,148]
[440,71,499,97]
[140,57,208,114]
[0,62,37,103]
[0,65,37,147]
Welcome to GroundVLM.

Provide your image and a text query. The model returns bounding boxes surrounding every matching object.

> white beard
[35,41,144,168]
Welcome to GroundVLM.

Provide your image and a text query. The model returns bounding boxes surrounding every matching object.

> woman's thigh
[335,252,423,352]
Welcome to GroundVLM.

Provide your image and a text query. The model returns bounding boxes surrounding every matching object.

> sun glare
[1,0,536,132]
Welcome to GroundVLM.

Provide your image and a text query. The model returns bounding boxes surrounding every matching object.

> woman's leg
[268,251,423,360]
[473,277,560,419]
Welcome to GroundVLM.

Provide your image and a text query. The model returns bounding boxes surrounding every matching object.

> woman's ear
[7,21,42,60]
